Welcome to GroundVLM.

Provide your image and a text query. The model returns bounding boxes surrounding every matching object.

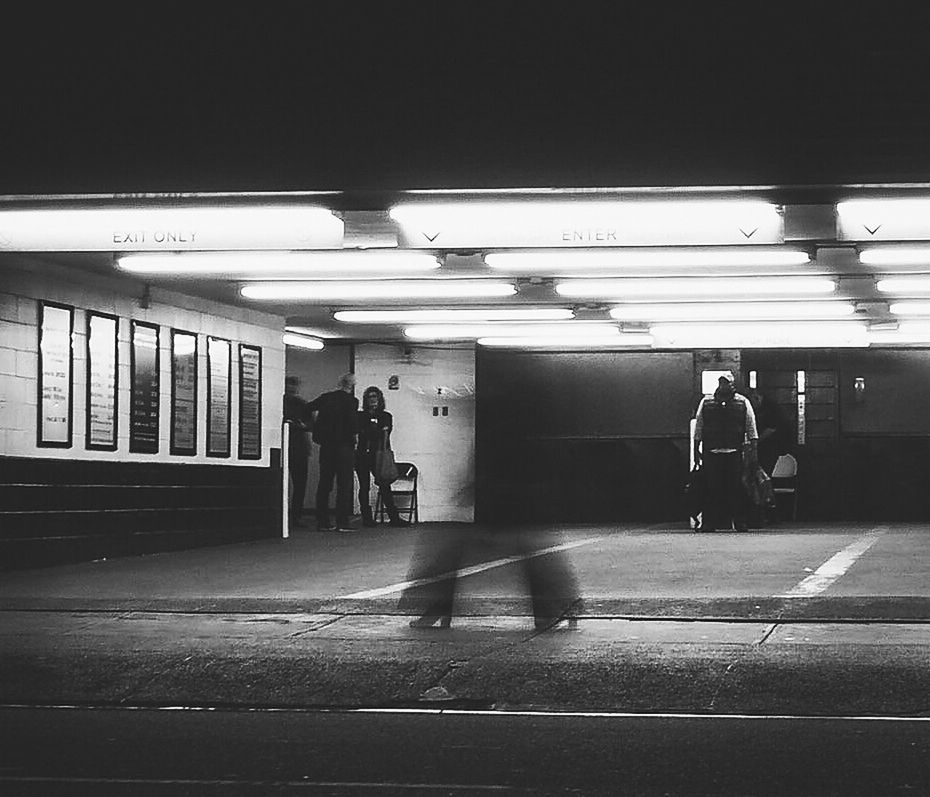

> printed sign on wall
[130,321,160,454]
[37,302,74,447]
[238,344,262,460]
[207,336,231,458]
[170,330,198,455]
[86,312,119,450]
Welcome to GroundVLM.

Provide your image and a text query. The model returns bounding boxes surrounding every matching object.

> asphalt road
[2,706,930,796]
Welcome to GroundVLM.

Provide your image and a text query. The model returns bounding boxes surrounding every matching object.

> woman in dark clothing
[355,386,410,527]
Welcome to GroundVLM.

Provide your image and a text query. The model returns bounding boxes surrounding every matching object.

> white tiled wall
[0,254,286,465]
[354,343,475,521]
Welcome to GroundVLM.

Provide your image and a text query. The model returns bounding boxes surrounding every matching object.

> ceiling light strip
[241,280,516,301]
[556,277,835,299]
[610,301,855,322]
[485,247,810,271]
[118,251,440,276]
[334,308,574,323]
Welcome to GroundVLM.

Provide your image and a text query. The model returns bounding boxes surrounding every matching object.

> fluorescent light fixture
[890,302,930,316]
[333,308,574,323]
[477,333,654,348]
[241,280,516,301]
[485,247,810,272]
[610,301,855,322]
[859,246,930,266]
[869,322,930,344]
[391,200,783,247]
[118,251,440,277]
[838,199,930,226]
[877,277,930,294]
[282,333,324,350]
[556,276,835,299]
[650,321,868,348]
[391,200,778,228]
[0,206,343,252]
[404,322,620,340]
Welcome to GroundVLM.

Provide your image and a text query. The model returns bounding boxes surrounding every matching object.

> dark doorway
[475,349,693,524]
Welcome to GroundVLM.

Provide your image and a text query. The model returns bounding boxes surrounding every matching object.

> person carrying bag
[355,385,410,527]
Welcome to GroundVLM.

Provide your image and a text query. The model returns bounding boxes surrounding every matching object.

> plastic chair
[376,462,419,524]
[770,453,798,520]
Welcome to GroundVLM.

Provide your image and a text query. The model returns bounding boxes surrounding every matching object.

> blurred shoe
[318,524,336,532]
[389,518,411,527]
[409,612,451,629]
[362,517,378,527]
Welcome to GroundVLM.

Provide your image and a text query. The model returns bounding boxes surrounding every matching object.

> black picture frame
[206,336,231,458]
[85,311,119,451]
[37,301,74,448]
[238,344,262,460]
[170,329,198,456]
[129,320,161,454]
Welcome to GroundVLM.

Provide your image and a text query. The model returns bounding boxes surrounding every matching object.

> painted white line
[340,537,605,600]
[0,776,509,790]
[7,703,930,723]
[776,529,886,598]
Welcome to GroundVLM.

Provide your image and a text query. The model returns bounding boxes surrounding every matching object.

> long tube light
[0,206,343,251]
[334,308,574,323]
[869,322,930,344]
[859,246,930,267]
[282,333,324,350]
[556,276,835,299]
[241,280,515,301]
[404,322,620,340]
[391,200,779,227]
[610,301,855,322]
[477,333,654,348]
[118,251,440,276]
[650,321,868,348]
[391,200,783,248]
[485,247,810,272]
[890,302,930,316]
[877,277,930,294]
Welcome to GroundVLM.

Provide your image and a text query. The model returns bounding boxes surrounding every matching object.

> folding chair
[376,462,419,524]
[770,453,798,520]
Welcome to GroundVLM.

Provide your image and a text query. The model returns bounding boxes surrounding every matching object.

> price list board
[86,313,119,450]
[207,336,231,458]
[170,330,198,455]
[129,321,160,454]
[37,302,74,447]
[238,344,262,459]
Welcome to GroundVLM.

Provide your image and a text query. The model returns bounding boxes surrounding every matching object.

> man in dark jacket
[693,376,758,532]
[307,373,358,531]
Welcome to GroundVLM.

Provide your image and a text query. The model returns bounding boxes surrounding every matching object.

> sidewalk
[2,525,930,716]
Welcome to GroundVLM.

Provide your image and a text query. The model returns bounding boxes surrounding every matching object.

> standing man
[307,373,358,532]
[693,375,758,532]
[283,376,311,528]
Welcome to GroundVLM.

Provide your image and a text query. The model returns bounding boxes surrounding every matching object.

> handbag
[685,465,705,522]
[373,445,399,485]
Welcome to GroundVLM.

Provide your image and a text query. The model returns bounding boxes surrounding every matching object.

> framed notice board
[129,320,160,454]
[85,312,119,451]
[37,301,74,448]
[238,344,262,459]
[206,336,231,458]
[170,329,198,455]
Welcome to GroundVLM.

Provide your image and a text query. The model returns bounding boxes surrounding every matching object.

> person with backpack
[693,375,759,532]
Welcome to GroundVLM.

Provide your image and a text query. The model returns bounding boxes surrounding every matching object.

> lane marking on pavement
[340,536,605,599]
[6,703,930,723]
[775,528,886,598]
[0,776,510,791]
